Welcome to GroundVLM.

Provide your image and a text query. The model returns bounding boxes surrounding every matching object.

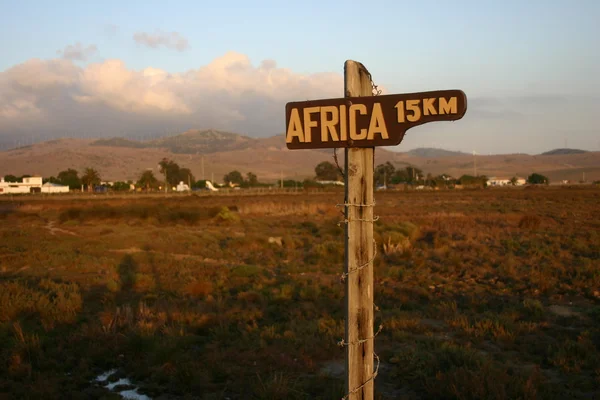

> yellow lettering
[349,104,368,140]
[406,99,421,122]
[286,108,304,143]
[423,98,437,116]
[339,105,347,141]
[439,97,457,114]
[320,106,339,142]
[367,103,388,140]
[303,107,319,142]
[395,100,405,123]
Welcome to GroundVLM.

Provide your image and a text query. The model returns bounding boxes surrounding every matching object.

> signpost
[285,60,467,400]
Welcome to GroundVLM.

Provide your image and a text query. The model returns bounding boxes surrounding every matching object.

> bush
[518,215,541,230]
[215,206,240,223]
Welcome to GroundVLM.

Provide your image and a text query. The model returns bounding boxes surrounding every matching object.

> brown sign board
[285,89,467,150]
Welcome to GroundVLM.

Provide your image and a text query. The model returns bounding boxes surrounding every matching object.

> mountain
[0,132,599,183]
[91,129,257,154]
[91,138,146,148]
[406,148,468,158]
[541,148,588,156]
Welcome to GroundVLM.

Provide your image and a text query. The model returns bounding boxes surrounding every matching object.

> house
[41,182,69,193]
[0,176,43,194]
[176,181,190,192]
[488,177,511,186]
[0,176,69,194]
[488,176,526,186]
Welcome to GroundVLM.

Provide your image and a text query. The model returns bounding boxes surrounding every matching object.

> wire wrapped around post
[336,199,383,400]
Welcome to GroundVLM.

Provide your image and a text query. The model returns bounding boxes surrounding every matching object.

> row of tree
[312,161,550,187]
[45,168,102,191]
[5,158,552,193]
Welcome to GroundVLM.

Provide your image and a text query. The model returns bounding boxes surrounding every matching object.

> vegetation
[57,168,82,190]
[528,173,549,185]
[137,170,160,191]
[81,167,101,192]
[457,174,488,187]
[0,187,598,399]
[223,170,244,185]
[315,161,342,181]
[159,158,195,188]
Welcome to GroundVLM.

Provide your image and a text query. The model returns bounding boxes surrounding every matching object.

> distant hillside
[0,132,599,183]
[148,129,254,154]
[541,148,588,156]
[406,148,468,158]
[91,129,256,155]
[91,137,146,148]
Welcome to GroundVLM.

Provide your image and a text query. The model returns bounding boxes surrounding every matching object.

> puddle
[94,369,151,400]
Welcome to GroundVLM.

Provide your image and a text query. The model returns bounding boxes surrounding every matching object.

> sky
[0,0,599,154]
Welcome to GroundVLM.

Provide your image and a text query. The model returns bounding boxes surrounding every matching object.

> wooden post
[344,60,375,400]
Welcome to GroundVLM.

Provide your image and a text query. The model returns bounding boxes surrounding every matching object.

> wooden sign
[285,89,467,150]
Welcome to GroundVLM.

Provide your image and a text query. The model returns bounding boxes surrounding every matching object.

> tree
[137,170,159,190]
[81,168,101,192]
[527,173,549,185]
[179,168,195,186]
[112,181,131,191]
[315,161,341,181]
[246,172,258,187]
[158,158,195,188]
[43,176,61,184]
[224,170,244,185]
[391,169,409,184]
[57,168,81,190]
[457,174,488,187]
[405,166,423,183]
[3,174,18,182]
[158,158,178,188]
[374,162,395,186]
[193,180,207,189]
[510,176,518,186]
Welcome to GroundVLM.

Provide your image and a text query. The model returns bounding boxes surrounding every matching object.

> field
[0,187,599,399]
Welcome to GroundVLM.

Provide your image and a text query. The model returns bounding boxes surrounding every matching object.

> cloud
[2,51,595,154]
[57,42,98,61]
[0,51,342,139]
[133,30,189,51]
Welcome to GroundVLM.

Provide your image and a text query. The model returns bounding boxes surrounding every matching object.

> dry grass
[0,186,598,399]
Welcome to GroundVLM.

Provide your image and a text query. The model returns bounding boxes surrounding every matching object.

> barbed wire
[341,352,380,400]
[340,240,377,283]
[337,194,382,399]
[330,72,383,400]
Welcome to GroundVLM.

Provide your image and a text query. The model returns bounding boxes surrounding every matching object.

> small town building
[41,182,70,193]
[0,176,69,194]
[488,176,526,186]
[176,181,190,192]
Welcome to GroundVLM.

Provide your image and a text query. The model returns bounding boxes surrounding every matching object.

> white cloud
[133,30,189,51]
[0,51,343,138]
[57,42,98,61]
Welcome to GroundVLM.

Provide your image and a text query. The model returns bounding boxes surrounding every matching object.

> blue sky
[1,0,599,153]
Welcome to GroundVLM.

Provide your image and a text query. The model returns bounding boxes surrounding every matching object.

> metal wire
[335,72,383,399]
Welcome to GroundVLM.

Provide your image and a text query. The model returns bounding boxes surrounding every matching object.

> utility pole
[473,150,477,177]
[343,60,375,400]
[201,156,205,180]
[280,170,283,189]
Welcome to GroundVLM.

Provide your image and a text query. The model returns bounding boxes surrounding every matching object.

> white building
[0,176,69,194]
[176,181,190,192]
[488,176,526,186]
[42,182,70,193]
[0,176,42,194]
